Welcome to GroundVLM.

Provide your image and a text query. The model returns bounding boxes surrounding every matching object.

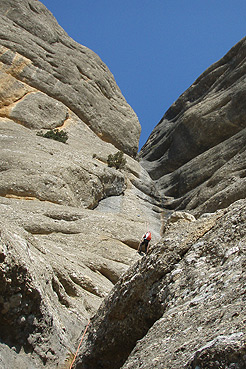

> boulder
[10,91,68,130]
[166,210,196,224]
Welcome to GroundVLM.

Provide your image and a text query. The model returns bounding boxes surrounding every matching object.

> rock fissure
[2,193,59,204]
[0,90,34,110]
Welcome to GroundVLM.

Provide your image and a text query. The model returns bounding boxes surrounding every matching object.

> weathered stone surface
[166,210,196,225]
[140,36,246,214]
[186,333,246,368]
[0,1,162,368]
[10,91,68,129]
[0,167,162,369]
[0,116,162,368]
[75,199,246,369]
[0,117,125,209]
[0,221,80,368]
[1,1,246,368]
[0,0,141,156]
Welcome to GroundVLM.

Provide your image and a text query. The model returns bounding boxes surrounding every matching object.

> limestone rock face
[2,1,246,368]
[74,38,246,369]
[0,1,161,368]
[140,37,246,215]
[0,184,162,368]
[0,0,141,157]
[75,199,246,369]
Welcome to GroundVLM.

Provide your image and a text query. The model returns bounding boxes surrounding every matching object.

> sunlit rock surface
[1,1,246,368]
[75,38,246,369]
[0,1,161,368]
[75,199,246,369]
[0,0,140,156]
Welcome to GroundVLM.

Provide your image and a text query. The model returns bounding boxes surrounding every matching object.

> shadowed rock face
[140,36,246,216]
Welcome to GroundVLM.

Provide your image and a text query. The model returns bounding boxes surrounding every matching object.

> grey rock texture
[0,0,141,157]
[0,1,161,368]
[75,199,246,369]
[1,1,246,368]
[10,91,68,130]
[0,190,162,368]
[140,36,246,216]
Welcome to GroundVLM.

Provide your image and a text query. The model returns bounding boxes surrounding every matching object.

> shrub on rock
[37,129,68,143]
[107,151,126,169]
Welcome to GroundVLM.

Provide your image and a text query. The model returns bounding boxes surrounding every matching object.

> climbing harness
[69,320,91,369]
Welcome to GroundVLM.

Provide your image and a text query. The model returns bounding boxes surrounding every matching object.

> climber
[138,231,151,254]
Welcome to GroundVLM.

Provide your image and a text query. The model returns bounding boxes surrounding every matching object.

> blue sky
[41,0,245,149]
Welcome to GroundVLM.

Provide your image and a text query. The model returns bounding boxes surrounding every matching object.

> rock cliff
[1,1,246,369]
[0,0,141,157]
[75,199,246,369]
[0,1,161,368]
[75,38,246,369]
[140,36,246,216]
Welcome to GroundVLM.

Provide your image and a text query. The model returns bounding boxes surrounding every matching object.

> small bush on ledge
[37,129,68,143]
[107,151,126,169]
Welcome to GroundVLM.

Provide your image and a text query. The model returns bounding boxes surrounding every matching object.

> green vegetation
[37,129,68,143]
[107,150,126,169]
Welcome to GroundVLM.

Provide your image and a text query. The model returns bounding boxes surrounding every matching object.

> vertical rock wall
[0,0,141,157]
[140,37,246,216]
[0,1,163,368]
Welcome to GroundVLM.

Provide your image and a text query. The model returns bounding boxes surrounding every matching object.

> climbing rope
[69,320,91,369]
